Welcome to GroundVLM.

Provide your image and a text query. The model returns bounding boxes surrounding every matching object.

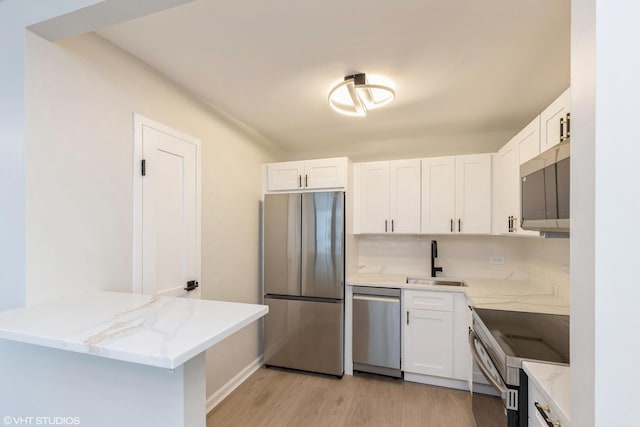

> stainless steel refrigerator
[263,191,344,377]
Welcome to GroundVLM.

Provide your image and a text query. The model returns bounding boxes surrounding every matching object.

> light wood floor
[206,367,474,427]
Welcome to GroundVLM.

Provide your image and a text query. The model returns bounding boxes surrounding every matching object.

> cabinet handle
[535,402,560,426]
[450,219,453,233]
[385,220,388,233]
[535,402,551,413]
[560,113,571,142]
[458,219,461,232]
[391,219,394,232]
[508,216,512,232]
[406,310,410,325]
[559,117,565,141]
[305,174,308,187]
[298,175,302,188]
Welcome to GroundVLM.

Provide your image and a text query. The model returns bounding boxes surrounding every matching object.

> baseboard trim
[206,355,263,414]
[404,372,470,391]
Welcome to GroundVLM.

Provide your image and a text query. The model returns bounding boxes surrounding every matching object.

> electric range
[470,307,570,427]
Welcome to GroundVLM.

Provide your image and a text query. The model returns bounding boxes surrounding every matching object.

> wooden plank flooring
[207,367,474,427]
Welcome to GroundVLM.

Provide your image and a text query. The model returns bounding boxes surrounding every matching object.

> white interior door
[133,114,201,298]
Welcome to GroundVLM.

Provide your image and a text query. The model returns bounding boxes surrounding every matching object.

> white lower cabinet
[404,305,453,377]
[528,379,570,427]
[402,289,470,388]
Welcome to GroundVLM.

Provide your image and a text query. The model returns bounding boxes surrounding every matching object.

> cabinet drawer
[528,380,569,427]
[404,290,453,312]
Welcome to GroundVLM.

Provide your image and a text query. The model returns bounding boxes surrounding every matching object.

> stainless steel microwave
[520,142,570,234]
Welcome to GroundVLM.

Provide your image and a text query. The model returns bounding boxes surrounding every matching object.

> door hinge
[184,280,199,291]
[141,159,146,176]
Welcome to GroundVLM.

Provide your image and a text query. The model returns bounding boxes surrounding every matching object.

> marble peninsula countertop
[347,273,569,315]
[0,291,268,369]
[523,361,571,423]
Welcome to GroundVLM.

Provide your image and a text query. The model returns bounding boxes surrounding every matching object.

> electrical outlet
[490,255,505,265]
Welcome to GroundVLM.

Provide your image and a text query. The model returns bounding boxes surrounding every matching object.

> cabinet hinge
[141,159,146,176]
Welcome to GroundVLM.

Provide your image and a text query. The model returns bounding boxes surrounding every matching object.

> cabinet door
[455,154,492,234]
[421,156,456,233]
[404,308,453,377]
[389,159,421,234]
[496,141,517,234]
[540,88,570,153]
[451,293,471,382]
[359,161,390,233]
[517,116,541,165]
[304,158,346,189]
[267,161,305,191]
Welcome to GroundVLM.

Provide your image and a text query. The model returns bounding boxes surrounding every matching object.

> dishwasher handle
[353,294,400,304]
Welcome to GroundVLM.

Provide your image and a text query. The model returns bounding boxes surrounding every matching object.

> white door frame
[132,113,202,294]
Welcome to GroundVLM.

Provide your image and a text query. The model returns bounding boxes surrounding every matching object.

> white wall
[25,31,281,400]
[572,2,640,426]
[0,0,105,312]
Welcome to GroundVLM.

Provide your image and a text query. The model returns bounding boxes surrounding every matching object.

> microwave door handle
[469,329,509,401]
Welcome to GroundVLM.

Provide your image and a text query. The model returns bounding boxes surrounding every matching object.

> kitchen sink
[405,277,467,287]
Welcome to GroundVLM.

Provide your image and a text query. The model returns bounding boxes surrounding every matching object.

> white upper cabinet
[517,116,542,165]
[455,154,492,234]
[493,88,570,236]
[357,159,421,234]
[421,156,456,233]
[389,160,422,234]
[422,154,492,234]
[540,88,571,153]
[358,161,391,234]
[495,124,539,236]
[266,157,347,192]
[266,161,305,191]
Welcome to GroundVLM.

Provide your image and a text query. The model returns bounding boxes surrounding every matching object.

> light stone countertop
[523,361,571,423]
[347,273,569,315]
[0,291,268,369]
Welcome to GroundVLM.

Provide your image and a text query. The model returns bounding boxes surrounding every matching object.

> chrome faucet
[431,240,443,277]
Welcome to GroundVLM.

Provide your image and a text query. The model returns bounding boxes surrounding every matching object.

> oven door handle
[469,329,509,401]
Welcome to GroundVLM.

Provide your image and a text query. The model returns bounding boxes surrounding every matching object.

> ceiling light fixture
[328,73,396,117]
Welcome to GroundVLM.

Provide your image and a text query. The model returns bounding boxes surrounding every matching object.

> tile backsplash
[356,234,569,287]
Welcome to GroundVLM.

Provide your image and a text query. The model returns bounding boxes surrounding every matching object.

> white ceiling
[98,0,570,154]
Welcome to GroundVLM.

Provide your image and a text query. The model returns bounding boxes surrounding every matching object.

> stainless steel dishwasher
[352,286,401,378]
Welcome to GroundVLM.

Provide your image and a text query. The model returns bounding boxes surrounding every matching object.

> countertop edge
[523,361,571,423]
[0,294,269,369]
[169,305,268,368]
